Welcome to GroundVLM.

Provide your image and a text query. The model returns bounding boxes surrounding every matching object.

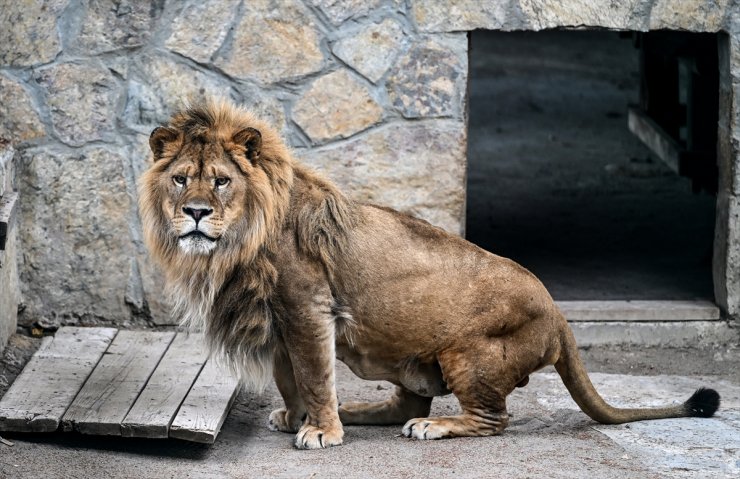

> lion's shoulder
[288,166,358,266]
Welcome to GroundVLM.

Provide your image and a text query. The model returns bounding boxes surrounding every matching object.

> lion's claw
[402,418,444,440]
[268,408,304,433]
[294,424,343,450]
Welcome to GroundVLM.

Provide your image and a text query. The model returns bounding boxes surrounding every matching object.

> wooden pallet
[0,327,239,443]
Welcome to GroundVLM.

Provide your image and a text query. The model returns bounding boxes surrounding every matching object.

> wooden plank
[169,358,239,444]
[628,105,682,173]
[0,327,117,432]
[62,330,175,436]
[121,333,208,438]
[558,300,720,322]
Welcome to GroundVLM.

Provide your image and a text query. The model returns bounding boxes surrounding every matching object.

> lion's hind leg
[402,347,512,440]
[402,411,509,439]
[339,386,432,425]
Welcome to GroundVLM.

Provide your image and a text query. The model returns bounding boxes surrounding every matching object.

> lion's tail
[553,322,720,424]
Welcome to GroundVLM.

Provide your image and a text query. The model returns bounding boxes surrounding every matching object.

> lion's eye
[172,175,187,186]
[215,177,230,187]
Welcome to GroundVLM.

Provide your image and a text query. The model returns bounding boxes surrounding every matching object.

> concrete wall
[0,1,738,326]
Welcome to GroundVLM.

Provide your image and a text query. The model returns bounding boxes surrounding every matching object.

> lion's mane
[138,99,355,390]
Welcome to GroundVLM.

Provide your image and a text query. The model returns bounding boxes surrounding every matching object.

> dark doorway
[466,30,717,300]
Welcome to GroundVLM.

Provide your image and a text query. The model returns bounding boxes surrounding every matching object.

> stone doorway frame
[712,32,738,322]
[436,4,740,324]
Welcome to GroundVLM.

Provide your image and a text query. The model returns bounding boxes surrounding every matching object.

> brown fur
[139,98,719,449]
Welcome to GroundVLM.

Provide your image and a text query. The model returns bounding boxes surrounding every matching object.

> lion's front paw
[294,423,344,450]
[268,408,305,433]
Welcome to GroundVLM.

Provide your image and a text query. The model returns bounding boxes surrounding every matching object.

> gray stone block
[0,74,45,144]
[34,61,119,147]
[300,120,467,235]
[293,70,383,143]
[75,0,160,55]
[0,182,19,351]
[0,192,17,252]
[387,36,468,119]
[18,147,135,323]
[0,224,19,352]
[0,142,12,198]
[165,0,238,63]
[309,0,400,25]
[332,18,405,83]
[0,0,66,67]
[214,0,324,85]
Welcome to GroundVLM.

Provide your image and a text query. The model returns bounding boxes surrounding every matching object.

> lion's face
[165,143,246,254]
[146,125,263,256]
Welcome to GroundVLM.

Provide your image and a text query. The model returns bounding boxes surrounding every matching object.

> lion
[138,98,720,449]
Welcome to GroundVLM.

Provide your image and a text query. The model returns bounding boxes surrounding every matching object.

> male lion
[139,99,719,449]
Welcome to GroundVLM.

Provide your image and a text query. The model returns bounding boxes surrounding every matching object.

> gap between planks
[62,330,177,435]
[121,333,209,438]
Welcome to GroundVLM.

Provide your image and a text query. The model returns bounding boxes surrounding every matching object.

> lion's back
[337,204,554,337]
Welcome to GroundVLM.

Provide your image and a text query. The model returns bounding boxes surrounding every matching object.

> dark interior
[466,30,718,300]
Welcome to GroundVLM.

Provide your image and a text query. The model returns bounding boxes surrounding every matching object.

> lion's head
[138,99,294,268]
[137,99,296,390]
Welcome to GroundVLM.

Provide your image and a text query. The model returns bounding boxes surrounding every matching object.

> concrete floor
[1,336,739,478]
[467,30,716,300]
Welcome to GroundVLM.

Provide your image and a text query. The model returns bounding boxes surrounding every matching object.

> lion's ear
[233,127,262,162]
[149,126,179,160]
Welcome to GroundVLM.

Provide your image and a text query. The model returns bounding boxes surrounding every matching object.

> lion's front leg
[340,386,432,425]
[282,298,344,450]
[268,347,307,433]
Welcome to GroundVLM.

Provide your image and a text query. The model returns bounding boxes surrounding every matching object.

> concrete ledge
[571,321,738,348]
[558,300,721,321]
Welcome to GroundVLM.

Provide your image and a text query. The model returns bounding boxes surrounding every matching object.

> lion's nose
[183,206,213,221]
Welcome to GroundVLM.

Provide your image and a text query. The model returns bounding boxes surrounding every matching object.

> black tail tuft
[684,387,720,418]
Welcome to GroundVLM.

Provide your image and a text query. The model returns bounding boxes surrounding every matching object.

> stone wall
[0,1,468,326]
[1,0,740,327]
[0,143,19,349]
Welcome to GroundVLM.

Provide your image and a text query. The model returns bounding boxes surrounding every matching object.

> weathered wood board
[0,328,240,443]
[0,327,117,432]
[169,358,240,444]
[121,333,209,438]
[62,330,175,435]
[628,105,682,173]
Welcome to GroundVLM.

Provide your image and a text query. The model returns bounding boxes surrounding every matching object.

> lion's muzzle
[182,206,213,221]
